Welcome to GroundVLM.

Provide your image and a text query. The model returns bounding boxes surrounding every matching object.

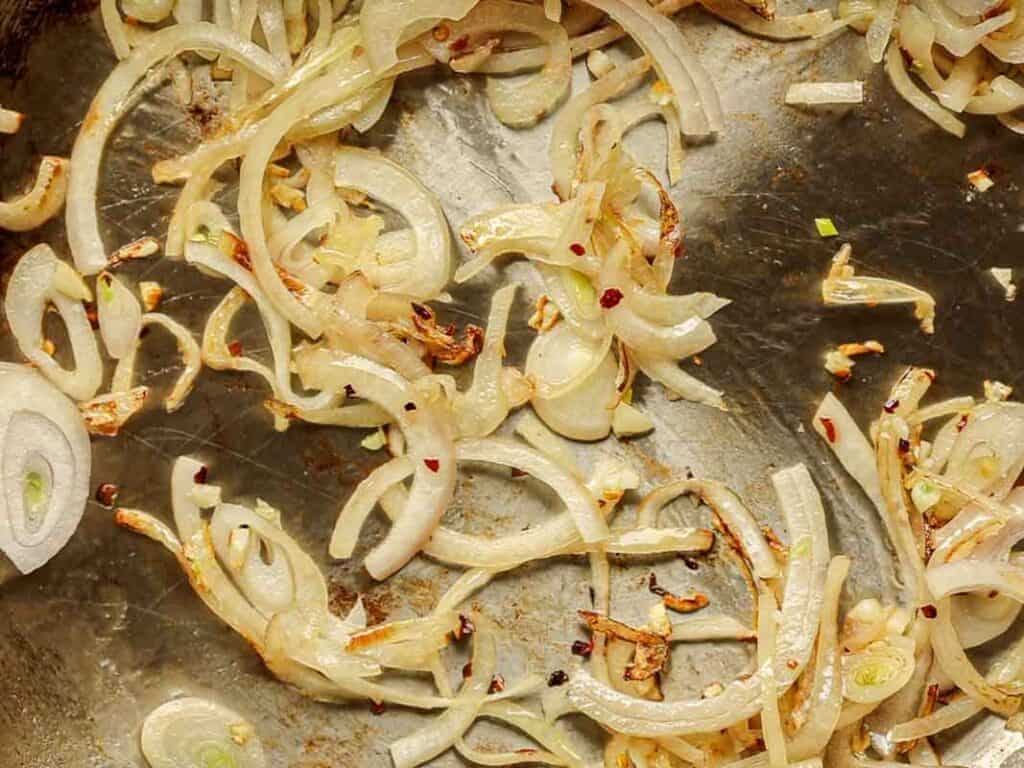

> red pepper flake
[84,302,99,329]
[411,302,433,321]
[682,556,700,571]
[571,639,594,657]
[456,613,476,639]
[94,483,120,508]
[786,659,799,670]
[138,326,151,339]
[600,288,624,309]
[924,370,936,382]
[450,34,470,53]
[547,670,569,687]
[424,458,440,473]
[648,572,668,597]
[569,242,586,256]
[511,467,528,478]
[989,590,1000,598]
[193,466,209,484]
[462,662,473,679]
[921,604,938,619]
[898,438,911,454]
[488,674,506,694]
[957,414,969,432]
[228,340,243,357]
[819,417,837,443]
[344,384,356,397]
[883,399,900,414]
[404,402,417,412]
[370,700,386,715]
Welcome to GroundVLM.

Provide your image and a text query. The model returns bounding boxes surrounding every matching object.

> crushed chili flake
[819,417,837,443]
[193,466,209,484]
[511,467,528,478]
[404,402,417,412]
[898,438,911,454]
[488,674,506,694]
[450,34,470,53]
[571,639,594,657]
[600,288,624,309]
[228,340,243,357]
[786,659,799,670]
[411,302,433,321]
[989,590,1000,598]
[547,670,569,687]
[921,604,938,619]
[648,572,667,597]
[569,242,586,256]
[424,458,440,473]
[957,414,969,432]
[456,613,476,639]
[95,483,120,508]
[462,662,473,679]
[344,384,356,397]
[84,302,99,329]
[370,701,386,715]
[682,556,700,571]
[883,399,900,413]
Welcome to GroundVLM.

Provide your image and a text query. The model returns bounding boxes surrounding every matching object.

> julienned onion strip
[360,0,478,73]
[67,23,286,275]
[758,588,787,768]
[0,156,69,232]
[636,478,780,580]
[0,105,23,134]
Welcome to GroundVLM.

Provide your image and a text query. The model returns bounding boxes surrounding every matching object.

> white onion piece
[601,526,715,555]
[360,0,478,73]
[786,81,864,105]
[701,0,834,39]
[936,48,987,113]
[532,349,617,441]
[432,0,572,128]
[758,588,787,767]
[637,478,780,580]
[295,348,456,579]
[465,700,588,768]
[334,146,451,300]
[927,559,1024,602]
[550,55,651,200]
[865,0,897,62]
[632,347,725,409]
[823,243,939,332]
[110,311,201,413]
[0,106,23,134]
[771,464,831,689]
[966,75,1024,114]
[141,697,265,768]
[100,0,131,59]
[514,410,581,477]
[454,284,521,438]
[952,586,1023,648]
[5,244,103,401]
[566,665,763,737]
[914,0,1014,57]
[841,635,916,704]
[67,23,285,275]
[0,156,69,232]
[210,504,295,616]
[669,614,755,642]
[581,0,721,136]
[525,321,613,401]
[461,437,607,543]
[885,44,966,138]
[187,210,336,412]
[0,364,91,574]
[889,695,982,743]
[97,271,143,360]
[943,402,1024,501]
[814,393,886,513]
[331,456,413,559]
[123,0,176,23]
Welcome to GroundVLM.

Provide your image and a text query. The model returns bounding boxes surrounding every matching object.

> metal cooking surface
[2,5,1024,767]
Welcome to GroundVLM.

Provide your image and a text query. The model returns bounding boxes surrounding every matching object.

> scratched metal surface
[2,4,1024,767]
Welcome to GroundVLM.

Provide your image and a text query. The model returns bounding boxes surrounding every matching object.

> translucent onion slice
[141,697,265,768]
[331,456,413,559]
[758,588,787,767]
[632,347,725,409]
[841,635,916,704]
[525,321,613,401]
[926,559,1024,602]
[813,393,886,514]
[550,55,651,200]
[786,81,864,105]
[669,614,755,642]
[294,348,457,579]
[771,463,831,690]
[427,0,572,128]
[390,618,496,768]
[66,22,285,275]
[952,588,1023,649]
[637,478,781,580]
[210,503,295,616]
[581,0,722,136]
[360,0,478,73]
[531,348,617,441]
[0,156,69,232]
[914,0,1014,57]
[109,312,202,413]
[884,44,966,138]
[0,364,91,574]
[122,0,175,23]
[79,386,149,436]
[889,695,982,743]
[96,271,143,360]
[454,284,522,438]
[5,244,103,401]
[334,146,452,300]
[942,401,1024,501]
[823,243,938,332]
